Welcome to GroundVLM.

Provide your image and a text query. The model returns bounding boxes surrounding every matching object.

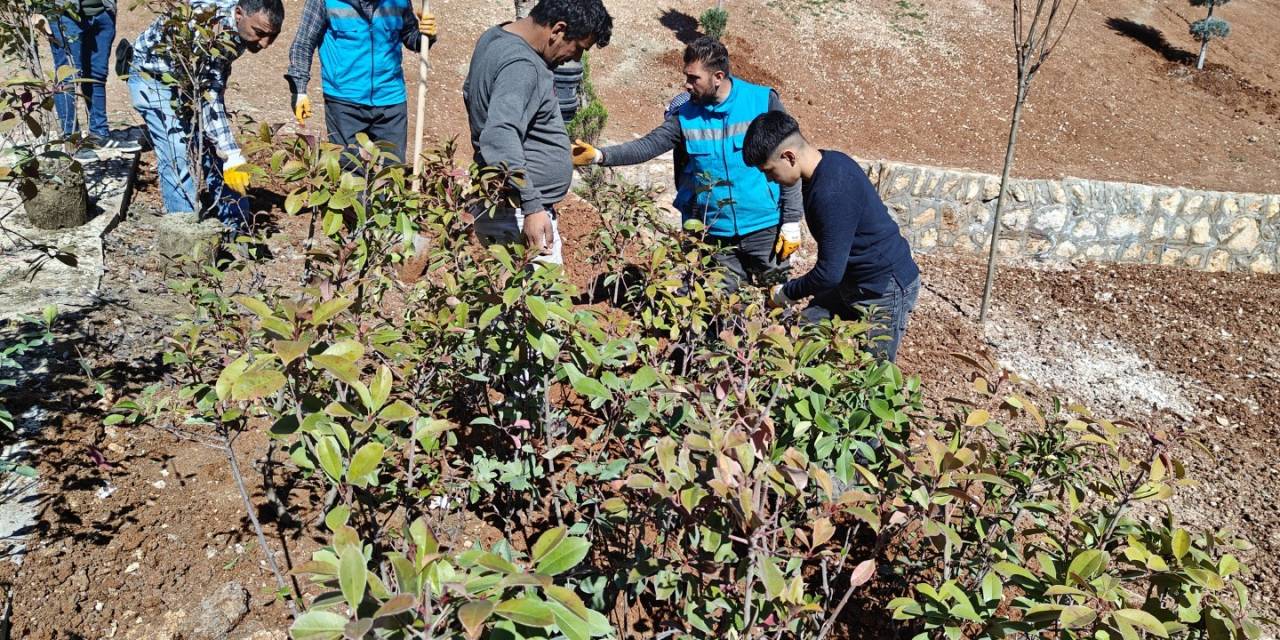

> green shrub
[699,7,729,40]
[109,125,1273,640]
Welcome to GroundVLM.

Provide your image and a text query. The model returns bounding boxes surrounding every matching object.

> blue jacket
[318,0,415,106]
[673,78,781,238]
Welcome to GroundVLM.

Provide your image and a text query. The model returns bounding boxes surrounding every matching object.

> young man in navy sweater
[742,111,921,362]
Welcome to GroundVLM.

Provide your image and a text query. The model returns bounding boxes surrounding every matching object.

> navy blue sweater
[782,150,919,301]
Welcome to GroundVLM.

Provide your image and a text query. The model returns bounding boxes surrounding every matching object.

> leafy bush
[111,125,1274,639]
[699,7,729,40]
[568,54,607,145]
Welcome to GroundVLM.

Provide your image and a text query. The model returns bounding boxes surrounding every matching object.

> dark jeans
[707,226,790,294]
[50,12,116,138]
[324,97,408,164]
[801,274,921,362]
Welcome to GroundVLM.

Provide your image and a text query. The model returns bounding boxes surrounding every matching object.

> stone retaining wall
[869,160,1279,274]
[600,152,1280,274]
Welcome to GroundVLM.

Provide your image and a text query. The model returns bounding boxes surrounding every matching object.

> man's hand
[292,93,311,126]
[768,284,794,309]
[522,210,553,255]
[571,139,602,166]
[416,12,438,37]
[773,222,802,261]
[223,155,251,195]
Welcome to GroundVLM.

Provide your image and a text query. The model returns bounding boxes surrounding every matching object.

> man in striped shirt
[128,0,283,227]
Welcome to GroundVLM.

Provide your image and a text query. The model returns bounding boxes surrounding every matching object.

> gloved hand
[768,284,794,309]
[417,12,437,38]
[223,152,251,195]
[773,222,802,261]
[572,139,602,166]
[292,93,311,126]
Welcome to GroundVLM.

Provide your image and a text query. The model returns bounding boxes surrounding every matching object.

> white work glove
[222,150,251,196]
[774,222,802,261]
[768,284,794,309]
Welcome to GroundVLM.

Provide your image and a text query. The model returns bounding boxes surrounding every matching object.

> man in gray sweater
[463,0,612,265]
[573,37,803,292]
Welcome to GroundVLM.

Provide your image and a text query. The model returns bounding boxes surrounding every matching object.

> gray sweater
[599,88,803,225]
[463,25,571,215]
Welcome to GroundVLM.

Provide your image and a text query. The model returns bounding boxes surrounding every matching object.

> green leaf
[374,593,416,619]
[316,436,344,482]
[231,366,285,402]
[546,600,591,640]
[1172,529,1191,560]
[273,338,311,365]
[312,298,353,326]
[1067,549,1109,584]
[571,375,611,401]
[346,442,384,487]
[1059,605,1098,629]
[629,366,658,392]
[458,600,495,638]
[339,550,367,614]
[290,610,348,639]
[544,585,591,621]
[369,365,391,413]
[980,572,1003,603]
[215,354,250,402]
[526,295,549,325]
[531,527,568,563]
[1112,608,1170,638]
[377,400,418,423]
[313,355,360,386]
[494,597,556,628]
[535,536,590,576]
[234,295,274,318]
[761,558,785,599]
[324,505,351,532]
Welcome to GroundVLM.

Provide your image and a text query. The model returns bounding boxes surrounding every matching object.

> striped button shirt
[132,0,246,159]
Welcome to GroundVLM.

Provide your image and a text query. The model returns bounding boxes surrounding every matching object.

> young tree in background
[1190,0,1232,70]
[979,0,1079,323]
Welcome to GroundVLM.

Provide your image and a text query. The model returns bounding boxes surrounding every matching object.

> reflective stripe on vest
[674,78,782,238]
[319,0,409,107]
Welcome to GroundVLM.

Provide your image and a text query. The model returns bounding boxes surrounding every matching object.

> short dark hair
[239,0,284,29]
[530,0,614,47]
[683,35,730,76]
[743,110,803,167]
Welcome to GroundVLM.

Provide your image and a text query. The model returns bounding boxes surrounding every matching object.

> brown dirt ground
[98,0,1280,193]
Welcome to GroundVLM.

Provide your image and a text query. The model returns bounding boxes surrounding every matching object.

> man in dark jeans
[572,36,803,293]
[36,0,141,161]
[285,0,439,163]
[743,110,921,362]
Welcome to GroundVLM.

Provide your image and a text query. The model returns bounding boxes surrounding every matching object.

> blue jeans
[128,73,248,226]
[49,12,115,138]
[801,274,921,362]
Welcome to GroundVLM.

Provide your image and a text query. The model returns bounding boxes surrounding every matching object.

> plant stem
[979,81,1029,323]
[223,434,299,618]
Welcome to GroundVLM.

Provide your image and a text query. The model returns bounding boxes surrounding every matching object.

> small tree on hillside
[700,6,728,39]
[979,0,1079,323]
[1190,0,1232,70]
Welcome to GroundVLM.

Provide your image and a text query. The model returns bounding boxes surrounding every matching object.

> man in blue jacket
[285,0,438,163]
[743,110,921,362]
[572,36,802,293]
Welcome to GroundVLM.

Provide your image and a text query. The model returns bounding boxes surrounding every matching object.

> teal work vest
[673,78,782,238]
[319,0,410,107]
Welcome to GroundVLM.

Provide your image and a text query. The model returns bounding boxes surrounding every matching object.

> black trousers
[706,226,790,294]
[324,97,408,164]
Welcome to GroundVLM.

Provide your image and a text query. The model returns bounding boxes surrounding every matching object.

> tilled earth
[2,194,1278,636]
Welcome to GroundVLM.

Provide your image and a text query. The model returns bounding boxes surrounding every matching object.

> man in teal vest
[573,36,803,292]
[285,0,438,163]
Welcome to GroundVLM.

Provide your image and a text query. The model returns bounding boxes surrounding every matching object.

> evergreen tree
[1190,0,1232,70]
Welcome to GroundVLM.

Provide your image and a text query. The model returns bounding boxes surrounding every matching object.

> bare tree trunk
[979,81,1029,323]
[1195,2,1216,70]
